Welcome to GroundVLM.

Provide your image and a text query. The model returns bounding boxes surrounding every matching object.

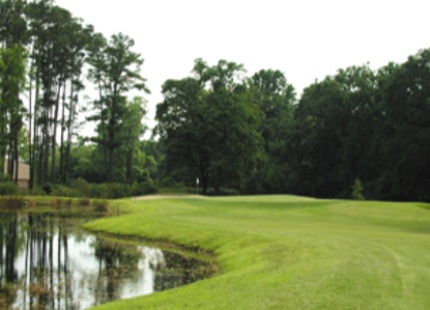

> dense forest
[0,0,429,201]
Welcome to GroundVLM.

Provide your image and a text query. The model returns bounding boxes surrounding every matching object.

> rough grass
[84,195,430,310]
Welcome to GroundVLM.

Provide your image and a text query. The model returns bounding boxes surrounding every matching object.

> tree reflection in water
[0,213,213,309]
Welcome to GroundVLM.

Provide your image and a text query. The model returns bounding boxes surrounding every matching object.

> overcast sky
[55,0,430,133]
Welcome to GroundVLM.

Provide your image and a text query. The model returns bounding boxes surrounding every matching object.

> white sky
[55,0,430,135]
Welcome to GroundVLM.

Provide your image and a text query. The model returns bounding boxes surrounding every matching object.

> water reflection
[0,213,212,309]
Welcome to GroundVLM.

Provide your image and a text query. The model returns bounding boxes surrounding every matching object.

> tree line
[0,0,429,201]
[0,0,148,189]
[155,56,430,201]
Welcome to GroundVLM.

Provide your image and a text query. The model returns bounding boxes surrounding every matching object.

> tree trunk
[107,147,113,183]
[32,56,41,187]
[200,166,208,195]
[50,81,62,183]
[14,129,19,185]
[43,106,50,184]
[64,82,75,185]
[59,82,66,184]
[126,149,133,185]
[28,65,34,192]
[0,90,6,175]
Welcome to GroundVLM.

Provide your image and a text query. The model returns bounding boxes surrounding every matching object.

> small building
[3,159,30,189]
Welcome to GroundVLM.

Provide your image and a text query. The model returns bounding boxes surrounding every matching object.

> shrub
[132,181,159,196]
[0,173,10,182]
[71,178,91,197]
[81,183,132,199]
[351,178,365,200]
[51,185,79,197]
[87,184,106,199]
[0,182,18,195]
[31,186,46,196]
[158,177,177,188]
[42,183,52,195]
[206,187,240,196]
[106,183,132,199]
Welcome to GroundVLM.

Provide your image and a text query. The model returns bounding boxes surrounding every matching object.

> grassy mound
[85,195,430,309]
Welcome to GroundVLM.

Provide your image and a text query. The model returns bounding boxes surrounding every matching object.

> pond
[0,212,214,309]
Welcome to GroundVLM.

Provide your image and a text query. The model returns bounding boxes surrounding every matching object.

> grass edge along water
[84,195,430,310]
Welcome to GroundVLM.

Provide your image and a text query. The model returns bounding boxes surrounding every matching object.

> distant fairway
[86,195,430,309]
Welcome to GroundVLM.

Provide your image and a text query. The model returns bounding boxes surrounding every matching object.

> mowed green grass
[86,195,430,309]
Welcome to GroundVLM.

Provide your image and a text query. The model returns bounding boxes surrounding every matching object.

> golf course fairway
[85,195,430,309]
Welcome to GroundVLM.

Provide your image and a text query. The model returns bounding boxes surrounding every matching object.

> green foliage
[0,173,10,182]
[87,33,149,183]
[69,146,105,183]
[131,180,159,196]
[156,59,263,194]
[26,178,135,199]
[286,53,430,202]
[23,0,94,186]
[42,183,52,195]
[1,0,429,202]
[105,183,132,199]
[51,185,79,197]
[70,180,131,199]
[86,184,108,199]
[351,178,365,200]
[158,177,183,189]
[0,182,18,195]
[246,69,296,193]
[0,45,27,180]
[0,283,16,309]
[206,187,240,196]
[31,186,47,196]
[71,178,91,195]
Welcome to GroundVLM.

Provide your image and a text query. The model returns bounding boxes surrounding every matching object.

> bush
[79,183,131,199]
[0,182,18,195]
[105,183,132,199]
[132,181,159,196]
[158,177,177,188]
[206,187,240,196]
[351,179,365,200]
[31,186,46,196]
[71,178,91,196]
[0,173,10,182]
[51,185,79,197]
[87,184,106,199]
[42,183,52,194]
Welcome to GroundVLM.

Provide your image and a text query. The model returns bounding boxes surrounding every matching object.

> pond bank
[0,208,219,309]
[83,196,430,310]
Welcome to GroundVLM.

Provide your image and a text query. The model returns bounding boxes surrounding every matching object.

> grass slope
[85,195,430,309]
